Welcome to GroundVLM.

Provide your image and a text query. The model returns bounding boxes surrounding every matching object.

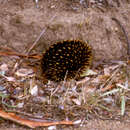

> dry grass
[0,56,129,128]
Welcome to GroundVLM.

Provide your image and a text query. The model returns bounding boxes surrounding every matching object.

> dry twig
[112,17,130,57]
[26,15,57,55]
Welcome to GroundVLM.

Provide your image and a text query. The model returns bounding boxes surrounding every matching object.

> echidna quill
[41,40,92,82]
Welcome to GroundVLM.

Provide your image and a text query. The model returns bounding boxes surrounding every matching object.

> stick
[112,17,130,57]
[26,15,57,55]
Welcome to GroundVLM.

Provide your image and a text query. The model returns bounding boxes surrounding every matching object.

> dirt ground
[0,0,130,61]
[0,0,130,129]
[0,120,130,130]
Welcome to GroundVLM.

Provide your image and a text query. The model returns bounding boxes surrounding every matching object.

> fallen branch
[0,109,73,128]
[0,51,42,59]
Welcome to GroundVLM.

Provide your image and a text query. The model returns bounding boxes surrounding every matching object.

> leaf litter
[0,52,129,128]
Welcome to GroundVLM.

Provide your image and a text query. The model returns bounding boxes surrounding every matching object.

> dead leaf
[81,69,97,77]
[0,63,8,72]
[30,85,38,96]
[15,68,34,77]
[104,67,110,76]
[72,98,81,105]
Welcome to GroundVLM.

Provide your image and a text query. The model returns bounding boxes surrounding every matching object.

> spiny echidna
[41,40,92,82]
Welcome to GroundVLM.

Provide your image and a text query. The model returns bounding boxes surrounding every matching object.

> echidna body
[41,40,92,82]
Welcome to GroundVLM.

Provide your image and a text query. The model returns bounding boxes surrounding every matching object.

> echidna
[41,40,92,82]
